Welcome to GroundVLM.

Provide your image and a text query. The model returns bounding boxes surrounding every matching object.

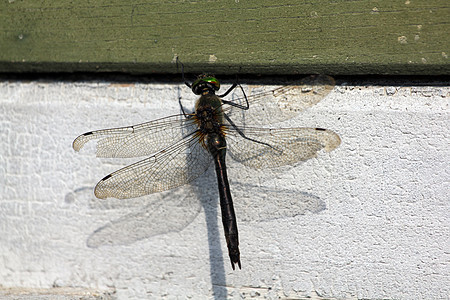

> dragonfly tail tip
[230,259,241,270]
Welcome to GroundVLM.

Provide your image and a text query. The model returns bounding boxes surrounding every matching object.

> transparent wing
[224,75,335,125]
[226,126,341,169]
[93,134,212,199]
[73,114,196,158]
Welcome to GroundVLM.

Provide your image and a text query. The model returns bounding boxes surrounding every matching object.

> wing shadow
[68,177,325,248]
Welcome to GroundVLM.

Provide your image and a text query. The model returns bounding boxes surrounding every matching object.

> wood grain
[1,0,449,74]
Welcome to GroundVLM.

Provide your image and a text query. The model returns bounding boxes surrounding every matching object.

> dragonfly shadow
[70,168,325,299]
[73,172,229,298]
[233,184,326,222]
[75,168,325,248]
[85,185,202,248]
[191,171,228,298]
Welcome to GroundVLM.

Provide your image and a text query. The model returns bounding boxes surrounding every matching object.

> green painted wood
[0,0,449,75]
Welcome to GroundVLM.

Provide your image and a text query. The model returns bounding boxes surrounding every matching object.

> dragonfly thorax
[195,104,223,134]
[194,94,226,151]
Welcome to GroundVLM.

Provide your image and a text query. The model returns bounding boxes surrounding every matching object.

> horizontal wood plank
[0,0,449,75]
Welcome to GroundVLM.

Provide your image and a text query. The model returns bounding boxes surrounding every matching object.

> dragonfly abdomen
[207,133,241,270]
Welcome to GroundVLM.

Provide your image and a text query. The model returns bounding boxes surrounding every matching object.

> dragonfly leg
[218,83,237,98]
[220,78,249,111]
[178,96,192,118]
[224,113,277,151]
[176,57,192,88]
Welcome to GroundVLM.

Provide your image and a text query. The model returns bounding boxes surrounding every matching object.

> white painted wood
[0,77,448,299]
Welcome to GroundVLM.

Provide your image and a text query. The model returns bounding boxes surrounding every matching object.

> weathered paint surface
[0,78,448,299]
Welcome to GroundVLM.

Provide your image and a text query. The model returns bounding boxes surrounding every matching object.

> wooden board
[1,0,449,75]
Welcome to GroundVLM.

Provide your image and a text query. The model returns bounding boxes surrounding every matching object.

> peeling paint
[398,36,407,44]
[208,54,217,63]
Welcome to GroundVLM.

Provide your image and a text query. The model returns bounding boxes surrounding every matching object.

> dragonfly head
[191,75,220,95]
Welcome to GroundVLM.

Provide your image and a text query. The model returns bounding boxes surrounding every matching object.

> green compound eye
[202,77,220,90]
[191,76,220,95]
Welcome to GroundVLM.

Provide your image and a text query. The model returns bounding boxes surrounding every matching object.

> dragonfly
[72,66,341,270]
